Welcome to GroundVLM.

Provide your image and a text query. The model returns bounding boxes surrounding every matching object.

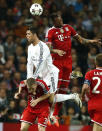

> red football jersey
[19,79,50,113]
[84,68,102,110]
[45,24,77,59]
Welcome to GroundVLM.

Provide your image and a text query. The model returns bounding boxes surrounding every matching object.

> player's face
[27,83,37,95]
[54,15,63,27]
[26,30,34,43]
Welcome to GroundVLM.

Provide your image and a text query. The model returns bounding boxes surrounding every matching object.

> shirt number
[92,77,100,94]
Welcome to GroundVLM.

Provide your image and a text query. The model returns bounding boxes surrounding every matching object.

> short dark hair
[95,53,102,67]
[26,78,37,88]
[27,26,39,36]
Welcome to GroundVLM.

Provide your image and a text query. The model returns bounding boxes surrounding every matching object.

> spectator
[0,88,8,108]
[5,109,18,122]
[4,35,16,56]
[11,72,21,94]
[18,99,27,114]
[18,64,26,80]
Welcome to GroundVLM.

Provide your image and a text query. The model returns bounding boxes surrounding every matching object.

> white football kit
[27,41,59,93]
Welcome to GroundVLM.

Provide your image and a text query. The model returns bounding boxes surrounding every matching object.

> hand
[14,92,21,99]
[30,99,39,107]
[54,49,66,56]
[91,39,102,46]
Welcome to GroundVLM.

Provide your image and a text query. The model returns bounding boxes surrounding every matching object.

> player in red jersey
[45,13,101,118]
[81,53,102,131]
[14,78,50,131]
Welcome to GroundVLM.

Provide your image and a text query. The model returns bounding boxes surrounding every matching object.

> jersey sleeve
[27,46,34,79]
[45,28,53,43]
[19,81,26,88]
[68,25,77,37]
[84,71,91,86]
[37,79,50,94]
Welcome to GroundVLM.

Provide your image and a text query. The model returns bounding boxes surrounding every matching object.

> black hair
[27,26,39,36]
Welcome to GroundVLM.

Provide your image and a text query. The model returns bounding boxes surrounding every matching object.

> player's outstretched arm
[30,93,51,107]
[74,34,102,45]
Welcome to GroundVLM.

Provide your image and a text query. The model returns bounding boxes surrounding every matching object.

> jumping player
[45,13,101,117]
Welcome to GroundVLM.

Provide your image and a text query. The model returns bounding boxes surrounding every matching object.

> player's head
[26,78,37,94]
[26,26,38,43]
[51,13,63,27]
[95,53,102,67]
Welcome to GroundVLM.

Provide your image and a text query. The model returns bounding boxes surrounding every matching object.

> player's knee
[38,125,45,131]
[20,126,28,131]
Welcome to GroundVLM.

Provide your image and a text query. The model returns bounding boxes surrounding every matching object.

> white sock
[54,94,75,103]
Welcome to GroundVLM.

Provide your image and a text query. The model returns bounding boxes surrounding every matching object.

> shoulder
[36,79,49,91]
[40,41,49,50]
[48,26,56,31]
[85,70,94,78]
[46,26,56,36]
[64,24,74,29]
[28,44,32,50]
[87,69,95,74]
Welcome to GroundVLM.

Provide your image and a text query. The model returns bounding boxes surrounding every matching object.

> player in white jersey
[27,30,59,94]
[26,27,82,126]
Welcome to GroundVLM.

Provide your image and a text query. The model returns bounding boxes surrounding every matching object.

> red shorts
[88,99,102,126]
[88,109,102,126]
[53,57,72,93]
[21,107,49,127]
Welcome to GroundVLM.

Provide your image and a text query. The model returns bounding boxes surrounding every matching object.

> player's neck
[32,38,40,46]
[55,24,63,28]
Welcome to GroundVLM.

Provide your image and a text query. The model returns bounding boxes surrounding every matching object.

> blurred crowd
[0,0,102,125]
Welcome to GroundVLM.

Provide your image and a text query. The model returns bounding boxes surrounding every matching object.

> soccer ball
[30,3,43,16]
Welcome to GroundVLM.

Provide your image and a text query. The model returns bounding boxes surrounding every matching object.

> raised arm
[74,34,101,45]
[14,80,26,99]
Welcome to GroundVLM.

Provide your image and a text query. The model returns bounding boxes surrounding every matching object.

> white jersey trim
[45,26,55,37]
[38,123,47,127]
[59,79,70,82]
[91,119,102,127]
[20,120,33,125]
[73,33,78,37]
[96,68,102,70]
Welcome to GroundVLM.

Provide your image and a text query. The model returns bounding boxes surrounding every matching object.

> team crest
[60,28,64,33]
[65,27,69,31]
